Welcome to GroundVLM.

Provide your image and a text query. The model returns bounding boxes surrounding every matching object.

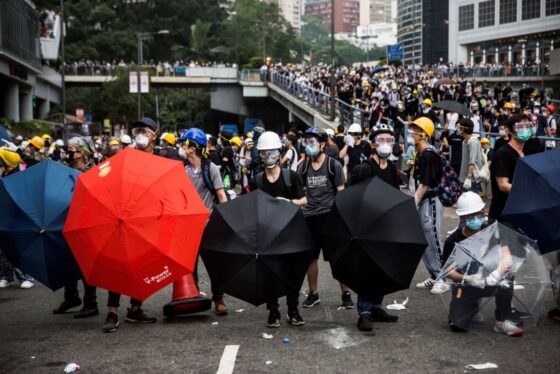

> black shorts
[305,213,329,259]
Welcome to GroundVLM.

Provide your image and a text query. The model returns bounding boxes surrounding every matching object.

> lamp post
[60,0,66,135]
[136,30,169,119]
[329,0,336,121]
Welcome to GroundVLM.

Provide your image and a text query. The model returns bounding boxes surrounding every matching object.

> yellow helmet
[0,147,22,168]
[412,89,418,95]
[503,102,515,110]
[411,117,435,137]
[480,138,490,145]
[109,137,121,146]
[230,136,242,147]
[29,136,45,150]
[41,133,53,140]
[422,98,433,106]
[160,132,177,145]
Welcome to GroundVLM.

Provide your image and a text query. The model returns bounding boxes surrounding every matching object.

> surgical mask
[376,143,392,158]
[533,108,540,114]
[503,110,511,116]
[178,146,187,159]
[407,135,415,145]
[260,149,280,168]
[465,217,485,231]
[499,129,507,136]
[135,134,150,149]
[305,145,320,157]
[516,128,532,142]
[531,127,537,136]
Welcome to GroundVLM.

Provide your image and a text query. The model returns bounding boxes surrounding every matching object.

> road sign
[387,44,404,61]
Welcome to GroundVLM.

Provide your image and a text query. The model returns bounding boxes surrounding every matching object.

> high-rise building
[305,0,360,34]
[277,0,303,30]
[360,0,394,26]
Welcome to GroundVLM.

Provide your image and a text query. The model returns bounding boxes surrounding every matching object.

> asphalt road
[1,207,559,373]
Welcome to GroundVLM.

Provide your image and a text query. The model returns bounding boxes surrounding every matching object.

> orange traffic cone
[163,273,211,317]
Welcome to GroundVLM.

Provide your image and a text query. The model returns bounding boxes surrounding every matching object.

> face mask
[503,110,510,116]
[135,134,150,149]
[64,150,76,165]
[305,145,320,157]
[407,135,416,145]
[260,150,280,168]
[178,146,187,159]
[465,217,484,231]
[499,129,507,136]
[516,128,532,142]
[376,143,392,158]
[533,109,540,115]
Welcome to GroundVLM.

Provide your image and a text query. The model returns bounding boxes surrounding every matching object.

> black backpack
[301,155,339,193]
[200,158,231,203]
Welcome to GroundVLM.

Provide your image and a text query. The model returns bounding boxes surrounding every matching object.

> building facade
[448,0,560,65]
[305,0,360,34]
[277,0,302,31]
[397,0,423,65]
[360,0,395,26]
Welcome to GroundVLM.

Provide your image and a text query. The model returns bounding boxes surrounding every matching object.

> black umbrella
[433,100,472,117]
[200,190,315,306]
[323,177,427,298]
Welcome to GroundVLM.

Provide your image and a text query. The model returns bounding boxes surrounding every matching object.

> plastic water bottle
[283,338,290,345]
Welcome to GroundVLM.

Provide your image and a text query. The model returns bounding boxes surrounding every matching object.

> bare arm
[339,144,349,159]
[216,188,228,203]
[496,176,511,193]
[414,184,429,206]
[291,196,307,206]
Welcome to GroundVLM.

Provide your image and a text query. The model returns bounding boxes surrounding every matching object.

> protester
[339,123,370,183]
[155,132,180,160]
[279,133,299,171]
[457,118,483,193]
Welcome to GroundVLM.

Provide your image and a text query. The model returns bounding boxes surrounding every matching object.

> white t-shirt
[447,112,458,131]
[285,147,299,172]
[546,117,557,149]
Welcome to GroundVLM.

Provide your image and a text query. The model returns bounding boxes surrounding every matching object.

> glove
[464,274,485,289]
[1,139,18,152]
[463,177,472,190]
[344,134,355,147]
[485,269,501,287]
[276,196,290,202]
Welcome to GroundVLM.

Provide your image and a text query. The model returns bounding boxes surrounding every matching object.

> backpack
[200,159,231,203]
[425,148,462,207]
[255,168,293,196]
[282,148,296,170]
[301,155,339,193]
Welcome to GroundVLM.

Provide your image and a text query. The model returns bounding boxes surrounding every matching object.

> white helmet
[120,134,132,145]
[244,138,253,145]
[455,192,485,216]
[257,131,282,150]
[325,128,335,138]
[348,123,362,134]
[54,139,64,147]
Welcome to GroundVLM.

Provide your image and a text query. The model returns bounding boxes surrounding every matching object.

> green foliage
[1,118,55,136]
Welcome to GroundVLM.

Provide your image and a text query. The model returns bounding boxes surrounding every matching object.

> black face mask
[64,150,76,165]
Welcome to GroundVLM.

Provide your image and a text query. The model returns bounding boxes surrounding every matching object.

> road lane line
[216,345,239,374]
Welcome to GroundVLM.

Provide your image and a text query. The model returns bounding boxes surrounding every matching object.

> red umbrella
[63,147,209,301]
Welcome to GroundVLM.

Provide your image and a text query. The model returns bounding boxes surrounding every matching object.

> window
[500,0,517,23]
[546,0,560,15]
[479,0,495,27]
[522,0,541,20]
[459,4,475,31]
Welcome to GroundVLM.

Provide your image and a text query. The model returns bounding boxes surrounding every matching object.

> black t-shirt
[442,228,467,266]
[441,130,463,168]
[351,158,399,188]
[333,135,346,151]
[249,169,305,200]
[347,140,371,172]
[522,137,544,156]
[325,143,339,159]
[489,143,520,220]
[413,148,442,190]
[493,137,509,153]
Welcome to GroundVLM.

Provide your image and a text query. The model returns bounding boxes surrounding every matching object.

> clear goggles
[375,136,395,145]
[513,122,532,131]
[259,149,280,159]
[131,127,155,137]
[301,137,319,147]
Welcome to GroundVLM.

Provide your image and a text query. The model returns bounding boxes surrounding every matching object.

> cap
[131,117,159,133]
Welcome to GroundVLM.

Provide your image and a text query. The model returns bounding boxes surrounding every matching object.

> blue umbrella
[0,124,11,143]
[0,160,83,290]
[503,149,560,254]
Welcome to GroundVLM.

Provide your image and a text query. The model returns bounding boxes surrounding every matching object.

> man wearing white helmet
[249,131,307,328]
[323,128,339,160]
[120,134,132,147]
[339,123,371,183]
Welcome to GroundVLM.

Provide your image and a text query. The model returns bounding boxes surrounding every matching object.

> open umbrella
[322,177,427,298]
[0,124,11,143]
[437,223,549,341]
[503,149,560,254]
[200,190,315,306]
[0,160,82,290]
[433,100,472,117]
[63,147,209,301]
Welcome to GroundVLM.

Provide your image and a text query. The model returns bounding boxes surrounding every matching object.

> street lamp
[136,30,170,119]
[329,0,336,121]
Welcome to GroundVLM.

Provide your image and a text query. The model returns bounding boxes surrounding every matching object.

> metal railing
[239,69,265,82]
[438,66,550,79]
[63,64,239,79]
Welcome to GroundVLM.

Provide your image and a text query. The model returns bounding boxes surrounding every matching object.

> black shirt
[413,148,442,190]
[489,143,520,220]
[351,158,400,188]
[347,140,371,174]
[493,137,509,153]
[249,169,305,200]
[522,137,544,156]
[441,130,463,169]
[442,228,467,266]
[333,135,346,151]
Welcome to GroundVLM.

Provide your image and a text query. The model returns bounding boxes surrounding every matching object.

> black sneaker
[341,291,354,309]
[53,298,82,314]
[74,305,99,319]
[371,308,398,322]
[302,293,320,308]
[267,309,281,328]
[357,313,373,331]
[102,312,119,333]
[125,308,157,324]
[286,309,305,326]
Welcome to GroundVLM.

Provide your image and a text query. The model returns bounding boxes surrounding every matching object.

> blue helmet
[304,127,327,142]
[179,128,207,148]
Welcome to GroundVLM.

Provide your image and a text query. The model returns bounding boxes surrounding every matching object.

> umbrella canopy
[322,177,427,298]
[433,100,472,118]
[435,78,455,86]
[200,190,315,306]
[437,223,549,341]
[0,124,11,143]
[63,147,209,301]
[503,149,560,254]
[0,160,82,290]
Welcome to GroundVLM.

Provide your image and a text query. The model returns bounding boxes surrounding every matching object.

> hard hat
[109,138,121,146]
[411,117,435,137]
[480,138,490,145]
[160,132,177,145]
[54,139,64,147]
[325,128,335,138]
[0,147,22,168]
[503,102,515,109]
[179,128,207,148]
[370,123,394,139]
[304,127,327,142]
[455,191,485,216]
[230,136,242,147]
[422,98,432,106]
[348,123,363,134]
[41,133,53,140]
[244,138,253,145]
[246,131,253,139]
[29,136,45,150]
[120,134,132,145]
[257,131,282,150]
[412,89,418,94]
[546,104,556,114]
[67,136,95,156]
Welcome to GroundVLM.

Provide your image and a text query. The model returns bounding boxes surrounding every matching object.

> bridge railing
[63,65,239,79]
[437,66,550,79]
[240,69,265,82]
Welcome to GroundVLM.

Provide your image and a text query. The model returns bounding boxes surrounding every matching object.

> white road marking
[216,345,239,374]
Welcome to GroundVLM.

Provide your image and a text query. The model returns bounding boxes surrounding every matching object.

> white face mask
[407,135,415,145]
[135,134,150,149]
[178,146,187,159]
[376,143,392,158]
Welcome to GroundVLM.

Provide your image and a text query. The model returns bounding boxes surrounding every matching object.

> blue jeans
[357,294,384,315]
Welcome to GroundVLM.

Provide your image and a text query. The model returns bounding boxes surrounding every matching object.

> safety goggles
[463,211,485,220]
[131,127,155,137]
[301,137,319,147]
[259,149,280,159]
[513,122,532,131]
[375,136,395,145]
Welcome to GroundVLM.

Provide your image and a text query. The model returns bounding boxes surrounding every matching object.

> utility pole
[60,0,66,136]
[137,35,142,120]
[329,0,336,121]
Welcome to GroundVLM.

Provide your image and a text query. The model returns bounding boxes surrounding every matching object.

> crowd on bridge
[1,63,559,339]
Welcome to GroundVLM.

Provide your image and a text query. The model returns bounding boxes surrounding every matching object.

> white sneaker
[415,277,435,289]
[430,280,450,295]
[20,280,34,289]
[0,280,14,288]
[494,320,524,337]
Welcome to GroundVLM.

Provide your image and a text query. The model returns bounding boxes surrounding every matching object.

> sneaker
[357,313,373,332]
[0,280,14,288]
[53,298,82,314]
[74,305,99,319]
[371,308,398,322]
[415,277,435,289]
[125,308,157,324]
[430,280,450,295]
[20,280,34,289]
[286,309,305,326]
[341,291,355,309]
[494,320,524,337]
[102,312,120,333]
[214,298,228,316]
[548,307,560,322]
[302,292,320,308]
[266,309,281,328]
[511,308,531,320]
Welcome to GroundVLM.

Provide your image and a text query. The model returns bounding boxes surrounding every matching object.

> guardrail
[63,65,239,79]
[437,66,550,79]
